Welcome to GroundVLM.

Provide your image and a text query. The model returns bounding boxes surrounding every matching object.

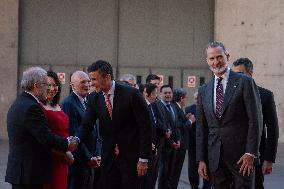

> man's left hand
[237,153,255,176]
[262,161,273,175]
[137,161,148,177]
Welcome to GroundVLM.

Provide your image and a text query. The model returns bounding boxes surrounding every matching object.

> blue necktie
[166,104,175,121]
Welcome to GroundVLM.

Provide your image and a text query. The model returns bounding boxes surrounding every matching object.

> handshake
[67,136,80,152]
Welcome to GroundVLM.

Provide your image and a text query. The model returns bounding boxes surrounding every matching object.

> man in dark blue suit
[158,85,181,189]
[61,71,100,189]
[197,42,262,189]
[6,67,78,189]
[171,88,196,189]
[78,60,152,189]
[232,58,279,189]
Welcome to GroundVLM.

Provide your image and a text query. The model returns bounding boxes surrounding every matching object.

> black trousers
[68,165,94,189]
[139,150,160,189]
[254,164,264,189]
[158,147,177,189]
[101,159,139,189]
[12,184,42,189]
[210,159,255,189]
[170,147,186,189]
[188,146,211,189]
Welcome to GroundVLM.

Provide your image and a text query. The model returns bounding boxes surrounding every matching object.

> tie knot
[104,93,111,99]
[217,77,223,84]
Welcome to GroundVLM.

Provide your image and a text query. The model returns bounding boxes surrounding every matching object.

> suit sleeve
[176,107,192,130]
[61,101,93,162]
[243,78,263,156]
[25,105,68,152]
[196,88,208,162]
[131,89,152,160]
[77,94,98,144]
[61,101,80,136]
[263,92,279,162]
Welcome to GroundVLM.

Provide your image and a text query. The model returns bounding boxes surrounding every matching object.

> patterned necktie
[104,93,112,120]
[82,99,87,110]
[215,77,224,119]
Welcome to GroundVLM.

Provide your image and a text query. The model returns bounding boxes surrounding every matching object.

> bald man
[61,71,100,189]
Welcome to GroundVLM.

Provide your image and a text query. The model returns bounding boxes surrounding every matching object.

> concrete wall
[19,0,214,104]
[215,0,284,142]
[0,0,19,139]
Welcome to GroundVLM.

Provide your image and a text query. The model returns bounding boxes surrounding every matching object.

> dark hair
[172,88,187,102]
[46,70,61,107]
[160,84,172,93]
[87,60,114,79]
[138,83,145,94]
[233,58,254,73]
[206,41,229,56]
[144,83,158,96]
[146,74,160,84]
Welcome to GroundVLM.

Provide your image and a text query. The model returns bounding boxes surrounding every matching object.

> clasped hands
[87,156,101,168]
[67,136,79,152]
[137,161,148,177]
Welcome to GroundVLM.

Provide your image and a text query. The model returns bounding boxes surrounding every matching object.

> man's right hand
[67,136,79,152]
[87,156,101,168]
[198,161,209,180]
[165,129,172,139]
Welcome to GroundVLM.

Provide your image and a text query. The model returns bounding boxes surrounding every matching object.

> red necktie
[104,93,112,120]
[104,93,119,156]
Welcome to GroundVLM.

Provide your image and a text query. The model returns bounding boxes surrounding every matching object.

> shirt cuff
[245,153,256,158]
[139,158,148,163]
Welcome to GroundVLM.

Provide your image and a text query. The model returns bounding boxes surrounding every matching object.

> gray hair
[172,88,187,102]
[21,67,47,91]
[206,41,229,56]
[119,73,136,82]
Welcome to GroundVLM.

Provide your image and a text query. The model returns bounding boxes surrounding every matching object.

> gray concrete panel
[215,0,284,142]
[0,0,19,139]
[77,0,117,65]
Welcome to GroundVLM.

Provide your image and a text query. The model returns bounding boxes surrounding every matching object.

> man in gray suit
[196,42,262,189]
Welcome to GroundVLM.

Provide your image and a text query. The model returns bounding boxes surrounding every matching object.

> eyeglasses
[47,84,59,90]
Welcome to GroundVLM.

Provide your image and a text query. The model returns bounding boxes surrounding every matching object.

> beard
[210,65,227,75]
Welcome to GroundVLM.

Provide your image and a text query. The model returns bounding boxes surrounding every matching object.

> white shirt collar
[73,91,87,103]
[145,99,151,105]
[25,91,40,103]
[176,102,181,109]
[103,80,115,96]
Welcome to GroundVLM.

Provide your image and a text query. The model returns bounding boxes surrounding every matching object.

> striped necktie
[215,77,223,119]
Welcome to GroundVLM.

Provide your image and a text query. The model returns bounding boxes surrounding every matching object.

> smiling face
[46,76,58,102]
[90,71,112,93]
[160,87,173,103]
[206,46,228,77]
[71,72,90,98]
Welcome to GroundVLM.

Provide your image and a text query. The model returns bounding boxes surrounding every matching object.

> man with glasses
[6,67,78,189]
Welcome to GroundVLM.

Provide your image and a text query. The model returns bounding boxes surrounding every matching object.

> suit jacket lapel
[112,83,122,122]
[71,92,85,112]
[221,70,239,116]
[205,79,215,118]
